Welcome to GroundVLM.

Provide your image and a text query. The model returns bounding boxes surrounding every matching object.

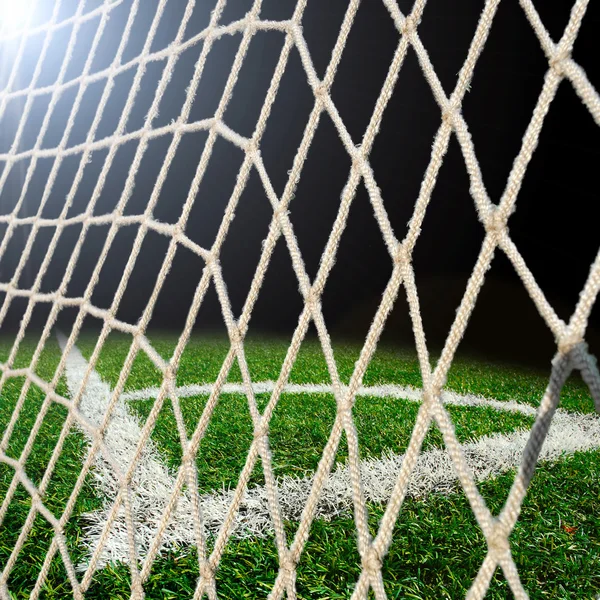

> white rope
[0,0,598,598]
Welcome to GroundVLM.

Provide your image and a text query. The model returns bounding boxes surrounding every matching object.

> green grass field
[0,331,598,599]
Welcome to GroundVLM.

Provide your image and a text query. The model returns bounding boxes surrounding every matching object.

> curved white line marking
[122,381,540,416]
[59,335,600,569]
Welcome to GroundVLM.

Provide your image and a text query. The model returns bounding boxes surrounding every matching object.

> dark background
[0,0,598,368]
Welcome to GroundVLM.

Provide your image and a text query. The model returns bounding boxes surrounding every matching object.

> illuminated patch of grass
[0,332,597,598]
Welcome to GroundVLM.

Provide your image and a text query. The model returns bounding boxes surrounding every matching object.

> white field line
[121,381,541,417]
[59,336,600,569]
[57,333,199,569]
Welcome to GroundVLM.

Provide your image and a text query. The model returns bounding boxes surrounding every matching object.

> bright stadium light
[0,0,34,33]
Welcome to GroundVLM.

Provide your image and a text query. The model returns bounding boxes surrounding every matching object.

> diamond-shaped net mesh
[0,0,599,598]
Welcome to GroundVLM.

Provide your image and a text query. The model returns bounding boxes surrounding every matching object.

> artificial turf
[0,332,598,598]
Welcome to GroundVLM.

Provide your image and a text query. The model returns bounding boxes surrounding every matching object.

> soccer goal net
[0,0,599,598]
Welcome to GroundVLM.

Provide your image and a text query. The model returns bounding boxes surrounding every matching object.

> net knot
[273,204,288,220]
[280,556,296,574]
[245,17,259,35]
[441,102,458,125]
[423,385,442,407]
[171,222,183,238]
[305,288,319,307]
[558,333,584,355]
[246,139,259,158]
[229,327,243,345]
[199,560,214,581]
[314,82,329,102]
[351,147,364,172]
[394,243,409,266]
[362,549,382,575]
[338,395,353,417]
[401,15,416,37]
[131,580,145,600]
[486,208,506,236]
[549,49,571,74]
[254,416,269,441]
[488,530,510,556]
[164,364,176,382]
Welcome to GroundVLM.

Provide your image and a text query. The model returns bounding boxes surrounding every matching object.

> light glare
[0,0,34,34]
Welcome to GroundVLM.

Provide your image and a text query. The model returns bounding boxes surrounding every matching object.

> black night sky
[0,0,598,368]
